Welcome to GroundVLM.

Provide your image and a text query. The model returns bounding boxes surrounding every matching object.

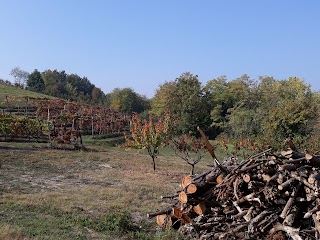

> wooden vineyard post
[25,97,29,117]
[6,96,11,116]
[91,108,94,137]
[47,107,51,142]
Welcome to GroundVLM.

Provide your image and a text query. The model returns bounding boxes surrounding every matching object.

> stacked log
[148,148,320,239]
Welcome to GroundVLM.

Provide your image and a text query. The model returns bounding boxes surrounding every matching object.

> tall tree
[10,67,30,88]
[216,75,320,150]
[109,88,149,114]
[91,87,104,104]
[65,74,95,102]
[150,81,177,117]
[259,77,318,147]
[151,72,211,135]
[172,72,211,135]
[42,69,67,98]
[27,69,45,93]
[223,75,258,138]
[204,76,230,131]
[205,74,257,138]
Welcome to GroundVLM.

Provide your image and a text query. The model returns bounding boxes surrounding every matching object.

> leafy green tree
[150,81,177,117]
[205,74,257,139]
[109,88,150,114]
[42,69,67,98]
[151,72,211,136]
[223,75,259,138]
[204,76,230,131]
[41,70,99,103]
[258,77,318,147]
[91,87,104,104]
[27,69,45,93]
[217,75,319,150]
[65,74,95,102]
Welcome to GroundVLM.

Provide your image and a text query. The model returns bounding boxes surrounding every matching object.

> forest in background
[1,68,319,150]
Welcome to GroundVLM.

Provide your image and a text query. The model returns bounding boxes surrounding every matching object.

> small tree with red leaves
[124,110,171,171]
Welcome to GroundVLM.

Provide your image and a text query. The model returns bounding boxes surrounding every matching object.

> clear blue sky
[0,0,319,98]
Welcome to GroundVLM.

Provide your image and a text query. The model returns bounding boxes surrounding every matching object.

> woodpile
[148,138,320,239]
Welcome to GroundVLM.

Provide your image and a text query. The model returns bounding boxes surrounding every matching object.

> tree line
[150,72,320,150]
[2,67,150,114]
[2,67,320,149]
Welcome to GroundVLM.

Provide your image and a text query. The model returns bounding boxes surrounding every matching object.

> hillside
[0,83,53,102]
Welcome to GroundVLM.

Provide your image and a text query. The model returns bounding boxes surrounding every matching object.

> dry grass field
[0,140,213,239]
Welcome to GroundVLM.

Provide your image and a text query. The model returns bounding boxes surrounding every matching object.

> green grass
[0,202,185,240]
[82,135,126,149]
[0,201,186,240]
[82,135,232,164]
[0,84,53,107]
[0,201,155,240]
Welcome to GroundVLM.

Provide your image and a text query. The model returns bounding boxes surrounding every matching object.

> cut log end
[186,183,197,194]
[181,176,192,189]
[216,175,224,184]
[179,191,188,203]
[243,173,251,183]
[156,214,172,228]
[305,153,313,161]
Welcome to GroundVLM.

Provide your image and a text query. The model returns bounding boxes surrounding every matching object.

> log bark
[306,153,320,167]
[269,224,303,240]
[197,126,217,161]
[280,183,301,219]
